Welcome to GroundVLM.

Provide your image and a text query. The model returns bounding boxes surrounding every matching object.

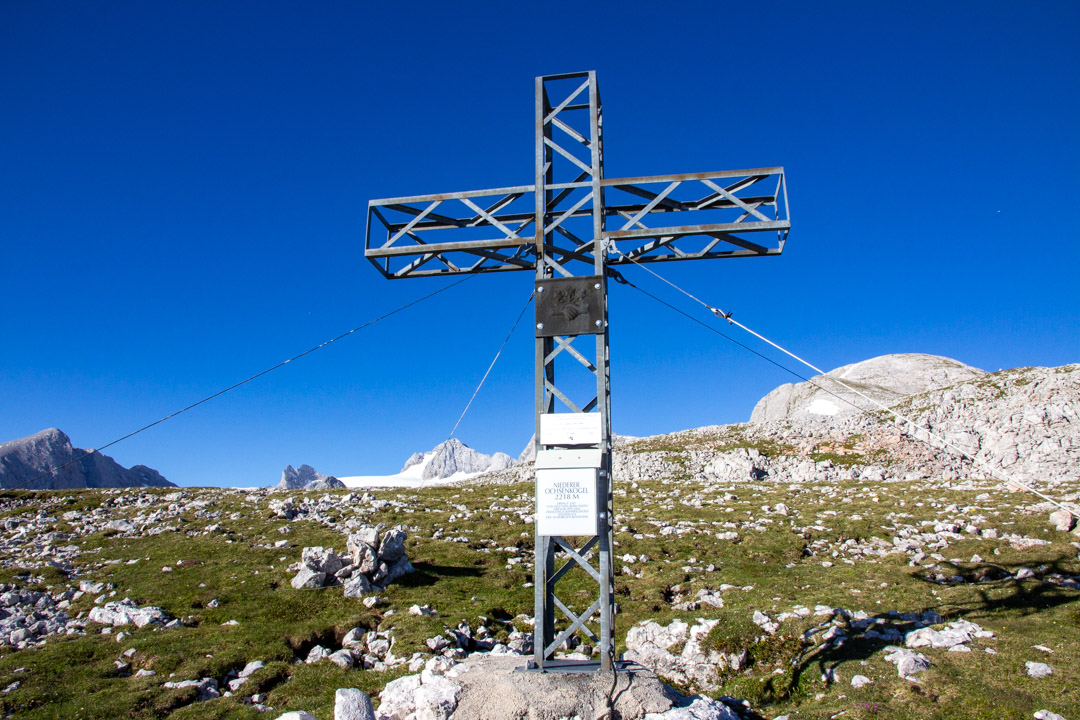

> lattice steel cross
[365,71,790,672]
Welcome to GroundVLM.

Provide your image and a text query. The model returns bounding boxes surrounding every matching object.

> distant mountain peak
[750,353,986,424]
[0,428,174,490]
[396,439,514,482]
[277,464,344,491]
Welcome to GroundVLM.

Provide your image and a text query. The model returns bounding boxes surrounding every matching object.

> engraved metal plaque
[535,275,605,337]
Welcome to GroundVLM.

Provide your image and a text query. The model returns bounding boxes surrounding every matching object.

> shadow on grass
[397,562,484,587]
[752,554,1079,704]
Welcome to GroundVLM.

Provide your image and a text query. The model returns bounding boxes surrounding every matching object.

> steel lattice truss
[364,71,789,672]
[365,74,789,279]
[366,169,789,278]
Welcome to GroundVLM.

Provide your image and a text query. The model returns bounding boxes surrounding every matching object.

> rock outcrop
[624,618,747,692]
[750,353,985,424]
[277,464,344,491]
[0,428,173,490]
[289,525,413,597]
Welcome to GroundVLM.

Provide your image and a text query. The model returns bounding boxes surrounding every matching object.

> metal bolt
[537,286,545,292]
[594,282,601,289]
[537,323,545,330]
[595,320,602,327]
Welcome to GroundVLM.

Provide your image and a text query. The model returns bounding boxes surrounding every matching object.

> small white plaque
[536,467,598,536]
[535,449,602,469]
[539,413,602,445]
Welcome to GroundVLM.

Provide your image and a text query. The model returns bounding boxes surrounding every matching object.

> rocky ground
[0,363,1076,719]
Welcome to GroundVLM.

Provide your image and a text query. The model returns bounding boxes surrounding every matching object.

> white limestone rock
[1033,711,1067,720]
[1049,509,1076,532]
[290,567,326,590]
[643,696,740,720]
[335,688,375,720]
[624,618,743,691]
[883,647,931,677]
[411,674,462,720]
[377,674,423,720]
[302,547,344,576]
[851,674,871,688]
[1026,661,1053,678]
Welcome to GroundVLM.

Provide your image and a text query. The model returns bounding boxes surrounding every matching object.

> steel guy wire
[609,245,1078,519]
[416,290,535,491]
[446,291,535,443]
[7,275,476,491]
[606,267,859,419]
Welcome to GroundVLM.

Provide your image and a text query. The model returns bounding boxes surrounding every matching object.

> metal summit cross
[364,71,790,672]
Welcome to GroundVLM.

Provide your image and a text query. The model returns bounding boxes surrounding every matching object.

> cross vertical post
[363,70,790,673]
[531,71,614,670]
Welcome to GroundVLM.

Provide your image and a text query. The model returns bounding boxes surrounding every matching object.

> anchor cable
[415,290,535,491]
[6,275,476,491]
[606,267,862,424]
[447,291,535,442]
[609,246,1078,519]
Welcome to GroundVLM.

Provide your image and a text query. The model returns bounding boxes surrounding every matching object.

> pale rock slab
[335,688,375,720]
[883,647,931,677]
[643,696,740,720]
[1026,661,1053,678]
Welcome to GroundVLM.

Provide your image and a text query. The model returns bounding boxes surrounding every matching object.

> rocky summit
[0,428,173,490]
[402,439,513,481]
[750,353,986,424]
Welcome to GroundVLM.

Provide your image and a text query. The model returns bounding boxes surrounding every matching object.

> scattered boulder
[643,697,740,720]
[1026,661,1054,678]
[1034,711,1067,720]
[904,619,991,649]
[1049,509,1076,532]
[88,599,171,628]
[883,647,931,678]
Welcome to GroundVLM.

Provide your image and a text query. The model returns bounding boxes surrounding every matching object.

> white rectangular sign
[536,467,598,537]
[539,412,602,445]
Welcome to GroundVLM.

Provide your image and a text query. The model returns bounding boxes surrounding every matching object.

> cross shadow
[762,553,1079,703]
[395,561,484,587]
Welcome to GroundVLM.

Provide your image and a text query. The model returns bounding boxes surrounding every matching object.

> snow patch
[338,451,482,488]
[806,397,840,416]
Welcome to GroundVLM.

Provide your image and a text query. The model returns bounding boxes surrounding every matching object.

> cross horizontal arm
[365,168,789,279]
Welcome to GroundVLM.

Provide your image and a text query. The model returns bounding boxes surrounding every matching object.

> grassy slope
[0,432,1077,720]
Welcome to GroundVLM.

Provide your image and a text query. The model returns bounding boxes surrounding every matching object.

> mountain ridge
[750,353,986,424]
[0,428,174,490]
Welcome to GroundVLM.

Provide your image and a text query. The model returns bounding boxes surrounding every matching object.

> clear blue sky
[2,1,1077,488]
